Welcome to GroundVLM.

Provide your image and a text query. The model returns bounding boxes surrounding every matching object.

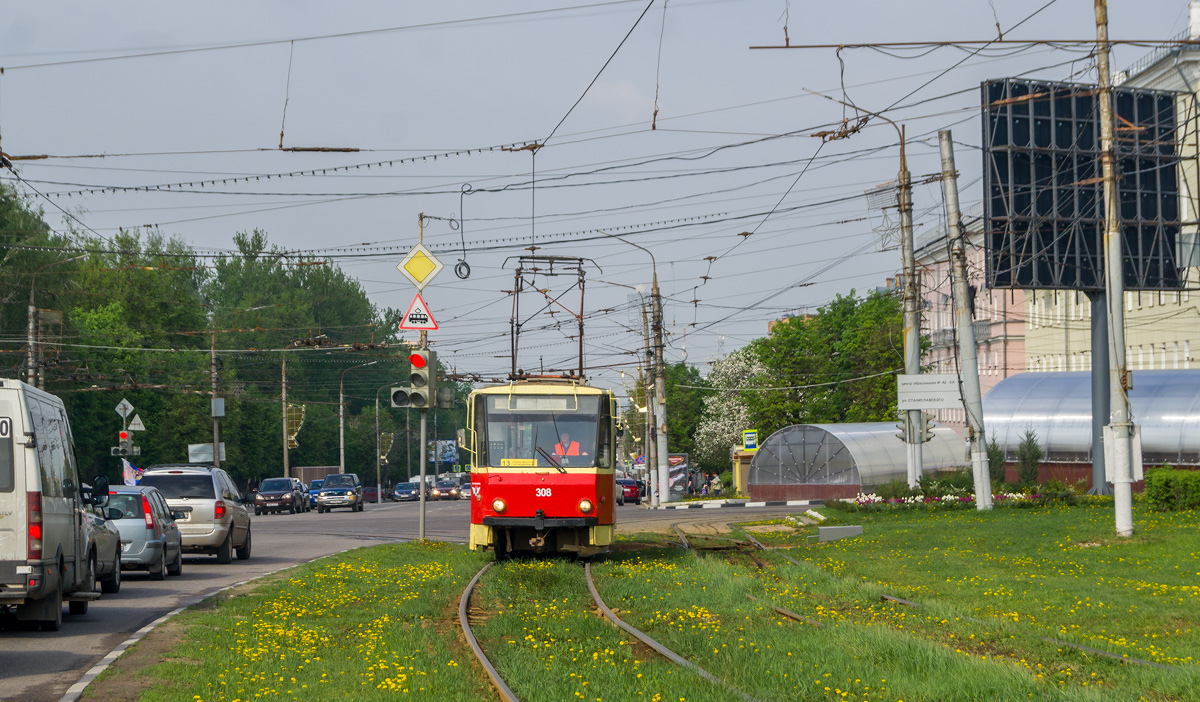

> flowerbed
[831,491,1105,513]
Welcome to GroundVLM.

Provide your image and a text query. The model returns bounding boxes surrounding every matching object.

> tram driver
[554,430,590,464]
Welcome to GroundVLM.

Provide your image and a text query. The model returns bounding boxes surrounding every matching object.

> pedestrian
[711,473,723,497]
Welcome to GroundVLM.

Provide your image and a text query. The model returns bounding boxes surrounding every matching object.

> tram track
[459,553,766,702]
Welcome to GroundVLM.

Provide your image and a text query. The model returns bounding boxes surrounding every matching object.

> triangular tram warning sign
[399,293,438,330]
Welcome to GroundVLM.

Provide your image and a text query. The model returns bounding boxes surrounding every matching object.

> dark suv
[316,473,364,513]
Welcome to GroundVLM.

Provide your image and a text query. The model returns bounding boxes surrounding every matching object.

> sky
[0,0,1192,396]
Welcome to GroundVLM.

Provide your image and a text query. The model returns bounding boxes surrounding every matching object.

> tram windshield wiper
[536,446,567,473]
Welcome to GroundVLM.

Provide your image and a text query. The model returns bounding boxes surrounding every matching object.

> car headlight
[255,495,265,502]
[319,491,327,497]
[579,499,594,514]
[283,492,292,499]
[491,498,507,513]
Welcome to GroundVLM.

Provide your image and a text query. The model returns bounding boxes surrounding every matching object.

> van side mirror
[91,475,110,505]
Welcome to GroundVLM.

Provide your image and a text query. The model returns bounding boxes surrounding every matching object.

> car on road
[617,478,641,505]
[254,477,305,515]
[0,380,110,630]
[393,482,422,501]
[308,479,324,508]
[82,487,123,596]
[431,481,460,500]
[363,486,380,503]
[316,473,363,512]
[106,485,184,580]
[138,464,253,563]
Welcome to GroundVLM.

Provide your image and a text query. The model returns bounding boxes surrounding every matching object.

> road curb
[651,499,824,510]
[59,543,390,702]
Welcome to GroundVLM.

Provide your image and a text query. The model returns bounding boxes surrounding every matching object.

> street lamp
[210,304,279,468]
[374,382,395,505]
[340,361,378,472]
[599,230,670,506]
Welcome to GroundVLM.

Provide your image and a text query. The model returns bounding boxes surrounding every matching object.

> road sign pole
[419,409,427,541]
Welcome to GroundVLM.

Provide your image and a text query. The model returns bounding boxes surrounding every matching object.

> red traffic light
[119,431,130,441]
[409,352,427,368]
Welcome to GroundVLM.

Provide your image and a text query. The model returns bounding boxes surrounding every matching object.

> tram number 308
[535,488,553,497]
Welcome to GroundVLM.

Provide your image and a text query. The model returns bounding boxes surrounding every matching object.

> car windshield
[260,478,291,491]
[107,493,143,519]
[396,483,416,490]
[323,475,355,488]
[309,480,323,489]
[480,394,604,468]
[617,479,635,485]
[436,482,456,488]
[139,474,215,499]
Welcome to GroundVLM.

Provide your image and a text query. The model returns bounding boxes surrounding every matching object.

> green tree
[1015,428,1044,488]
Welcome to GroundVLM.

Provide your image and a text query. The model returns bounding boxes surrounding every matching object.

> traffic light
[113,430,131,456]
[390,387,410,408]
[920,412,936,443]
[408,349,436,408]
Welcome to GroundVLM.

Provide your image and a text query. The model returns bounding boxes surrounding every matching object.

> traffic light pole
[419,330,428,541]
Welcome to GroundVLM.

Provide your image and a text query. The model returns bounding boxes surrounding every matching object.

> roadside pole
[1095,0,1137,536]
[939,130,992,510]
[898,126,922,488]
[419,330,428,541]
[652,276,670,503]
[282,353,289,478]
[642,303,658,507]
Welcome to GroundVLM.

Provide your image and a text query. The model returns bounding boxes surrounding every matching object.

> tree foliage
[745,290,902,439]
[693,348,762,472]
[0,187,470,489]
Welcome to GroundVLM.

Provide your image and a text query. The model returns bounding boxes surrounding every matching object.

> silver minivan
[138,464,252,564]
[0,380,110,631]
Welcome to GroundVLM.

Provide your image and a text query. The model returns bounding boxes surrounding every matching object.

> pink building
[914,218,1026,434]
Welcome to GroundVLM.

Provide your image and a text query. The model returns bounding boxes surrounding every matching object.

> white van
[0,380,109,631]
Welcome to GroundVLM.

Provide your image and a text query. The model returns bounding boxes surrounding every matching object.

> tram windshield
[479,394,607,469]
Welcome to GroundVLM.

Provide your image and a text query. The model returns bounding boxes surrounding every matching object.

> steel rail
[458,562,520,702]
[584,562,764,702]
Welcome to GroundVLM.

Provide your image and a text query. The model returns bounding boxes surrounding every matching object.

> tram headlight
[578,499,594,514]
[491,498,507,513]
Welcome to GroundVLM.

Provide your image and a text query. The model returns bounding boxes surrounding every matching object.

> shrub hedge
[1144,468,1200,511]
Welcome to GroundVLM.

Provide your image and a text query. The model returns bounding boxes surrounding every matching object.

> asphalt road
[0,498,799,702]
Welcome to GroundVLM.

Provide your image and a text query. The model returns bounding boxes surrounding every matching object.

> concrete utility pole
[641,302,658,506]
[939,130,992,510]
[282,353,290,478]
[652,273,670,503]
[897,126,923,487]
[211,329,221,468]
[1095,0,1137,536]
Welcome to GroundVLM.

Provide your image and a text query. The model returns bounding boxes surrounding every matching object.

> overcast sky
[0,0,1189,394]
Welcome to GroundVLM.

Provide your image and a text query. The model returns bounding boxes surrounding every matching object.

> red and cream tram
[467,379,618,558]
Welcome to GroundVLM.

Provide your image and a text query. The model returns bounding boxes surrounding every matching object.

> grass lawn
[84,505,1199,701]
[84,541,494,701]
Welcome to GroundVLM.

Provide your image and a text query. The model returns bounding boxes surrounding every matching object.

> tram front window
[483,395,600,468]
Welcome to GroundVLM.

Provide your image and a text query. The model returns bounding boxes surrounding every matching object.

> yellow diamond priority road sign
[397,244,443,291]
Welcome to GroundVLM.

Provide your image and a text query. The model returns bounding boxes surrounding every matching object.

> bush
[877,480,914,501]
[1015,428,1043,488]
[1144,468,1200,511]
[986,437,1007,483]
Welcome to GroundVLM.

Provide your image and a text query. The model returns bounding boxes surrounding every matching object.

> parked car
[138,464,252,563]
[106,485,184,579]
[308,479,324,508]
[0,380,110,631]
[431,481,460,500]
[393,482,421,501]
[616,478,641,505]
[82,486,123,598]
[316,473,363,512]
[291,478,311,512]
[254,477,305,515]
[363,486,380,503]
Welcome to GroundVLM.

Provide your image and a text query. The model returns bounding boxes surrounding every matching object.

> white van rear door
[0,415,19,562]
